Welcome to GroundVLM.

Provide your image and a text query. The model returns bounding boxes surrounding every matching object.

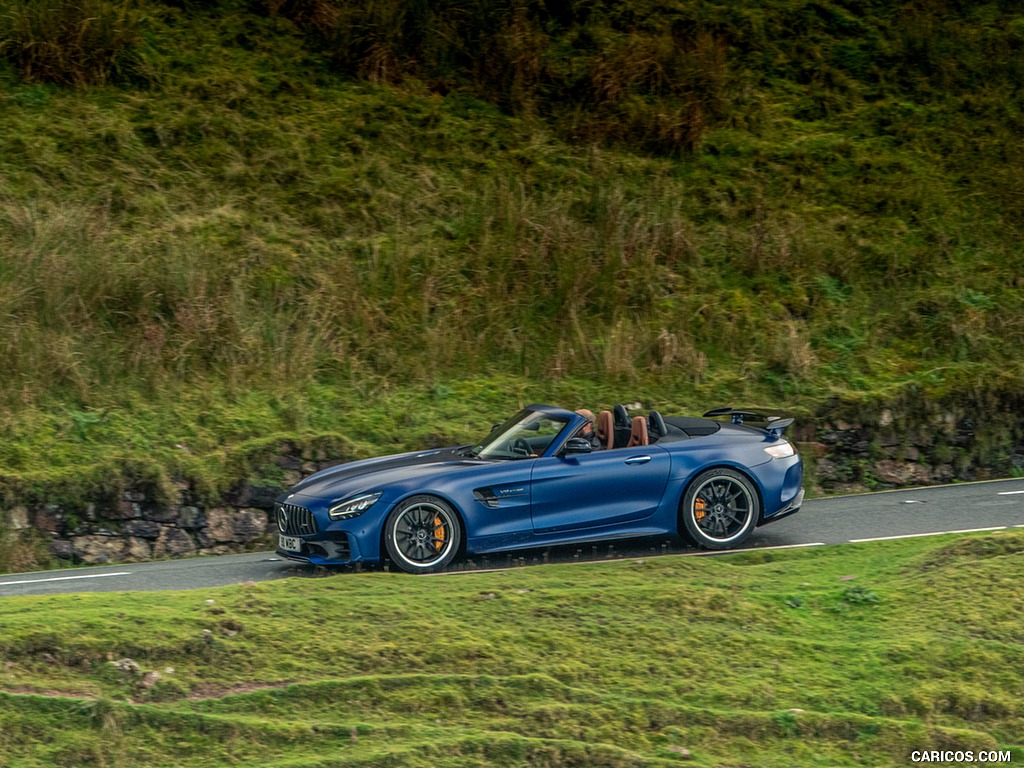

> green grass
[1,530,1023,766]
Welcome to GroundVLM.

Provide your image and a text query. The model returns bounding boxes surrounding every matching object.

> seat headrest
[596,410,615,450]
[648,410,667,439]
[627,416,649,447]
[613,404,630,427]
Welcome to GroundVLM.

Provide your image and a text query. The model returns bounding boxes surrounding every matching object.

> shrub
[0,0,145,86]
[265,0,730,154]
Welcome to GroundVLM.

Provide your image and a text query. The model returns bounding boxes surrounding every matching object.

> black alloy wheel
[681,468,760,549]
[384,495,462,573]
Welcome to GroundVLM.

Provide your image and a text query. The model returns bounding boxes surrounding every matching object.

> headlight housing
[328,492,382,520]
[764,441,796,459]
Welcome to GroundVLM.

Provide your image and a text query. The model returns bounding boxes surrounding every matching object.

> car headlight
[764,441,796,459]
[328,492,383,520]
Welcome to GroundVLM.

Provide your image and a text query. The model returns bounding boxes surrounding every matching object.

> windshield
[469,410,571,460]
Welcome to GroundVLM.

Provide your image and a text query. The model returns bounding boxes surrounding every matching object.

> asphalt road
[3,477,1024,597]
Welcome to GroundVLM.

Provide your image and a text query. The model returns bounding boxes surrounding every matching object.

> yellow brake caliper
[433,515,446,552]
[694,497,707,521]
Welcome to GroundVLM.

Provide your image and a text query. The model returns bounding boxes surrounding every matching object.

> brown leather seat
[627,416,649,447]
[595,410,615,451]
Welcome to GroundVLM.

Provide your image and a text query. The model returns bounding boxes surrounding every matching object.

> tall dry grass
[0,0,146,86]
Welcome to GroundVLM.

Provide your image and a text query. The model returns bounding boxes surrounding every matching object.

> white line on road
[998,490,1024,495]
[0,572,131,587]
[849,526,1007,543]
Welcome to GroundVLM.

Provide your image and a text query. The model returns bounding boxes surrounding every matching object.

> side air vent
[473,488,499,508]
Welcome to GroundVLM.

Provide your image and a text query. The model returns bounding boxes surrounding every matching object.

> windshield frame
[469,408,574,460]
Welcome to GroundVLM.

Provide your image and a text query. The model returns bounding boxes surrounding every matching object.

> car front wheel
[681,468,760,549]
[384,495,462,573]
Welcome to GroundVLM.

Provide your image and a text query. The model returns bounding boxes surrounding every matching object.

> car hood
[281,446,488,505]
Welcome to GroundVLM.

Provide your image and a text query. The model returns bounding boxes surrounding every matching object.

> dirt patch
[1,685,98,700]
[186,680,295,700]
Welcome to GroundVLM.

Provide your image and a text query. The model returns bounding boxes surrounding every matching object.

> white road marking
[902,500,924,504]
[997,490,1024,496]
[0,572,131,587]
[849,526,1007,543]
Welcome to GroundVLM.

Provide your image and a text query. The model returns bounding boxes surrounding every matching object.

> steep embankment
[1,1,1022,569]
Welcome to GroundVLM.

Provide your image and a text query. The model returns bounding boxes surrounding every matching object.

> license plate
[278,534,301,553]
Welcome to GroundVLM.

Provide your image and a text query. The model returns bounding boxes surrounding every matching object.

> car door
[529,445,672,534]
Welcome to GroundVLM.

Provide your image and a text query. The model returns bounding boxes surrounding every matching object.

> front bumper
[276,532,357,565]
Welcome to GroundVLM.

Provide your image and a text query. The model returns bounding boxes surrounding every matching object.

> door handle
[624,456,652,465]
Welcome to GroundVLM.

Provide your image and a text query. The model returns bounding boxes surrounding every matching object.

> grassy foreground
[1,531,1022,767]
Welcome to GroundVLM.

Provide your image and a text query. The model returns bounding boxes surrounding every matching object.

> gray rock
[203,508,268,544]
[274,454,303,471]
[152,527,196,559]
[873,460,931,487]
[234,484,280,508]
[177,506,205,529]
[49,539,74,560]
[815,458,841,483]
[72,535,125,564]
[124,537,153,561]
[124,520,161,539]
[111,658,140,674]
[33,506,63,533]
[142,505,179,524]
[3,506,30,530]
[112,501,142,520]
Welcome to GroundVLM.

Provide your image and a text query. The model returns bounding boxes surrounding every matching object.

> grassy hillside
[1,531,1023,766]
[0,1,1022,516]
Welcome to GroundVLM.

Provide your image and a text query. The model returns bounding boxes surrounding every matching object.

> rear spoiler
[702,407,795,438]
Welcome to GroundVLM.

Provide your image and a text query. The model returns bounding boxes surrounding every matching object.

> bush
[265,0,730,154]
[0,0,146,86]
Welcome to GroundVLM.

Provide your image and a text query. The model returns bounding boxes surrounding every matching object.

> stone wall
[1,456,341,567]
[797,393,1024,494]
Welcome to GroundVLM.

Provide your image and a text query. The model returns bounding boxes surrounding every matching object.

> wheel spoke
[723,509,744,527]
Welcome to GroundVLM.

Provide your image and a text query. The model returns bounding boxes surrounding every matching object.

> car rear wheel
[681,468,760,550]
[384,495,462,573]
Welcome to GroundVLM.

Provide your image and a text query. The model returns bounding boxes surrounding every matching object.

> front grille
[276,503,318,535]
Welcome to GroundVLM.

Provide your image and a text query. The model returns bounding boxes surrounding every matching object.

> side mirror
[562,438,593,455]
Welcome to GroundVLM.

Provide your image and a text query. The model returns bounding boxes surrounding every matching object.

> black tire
[680,468,760,550]
[384,495,462,574]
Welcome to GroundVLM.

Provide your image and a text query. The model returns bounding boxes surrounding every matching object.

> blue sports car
[275,404,804,573]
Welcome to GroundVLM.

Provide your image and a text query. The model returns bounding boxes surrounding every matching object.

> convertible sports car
[275,404,803,572]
